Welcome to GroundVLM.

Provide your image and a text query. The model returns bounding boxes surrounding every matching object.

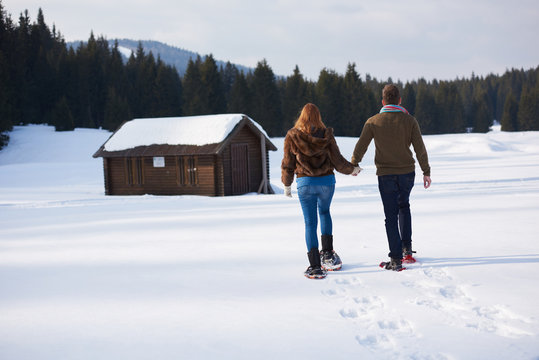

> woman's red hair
[294,103,326,133]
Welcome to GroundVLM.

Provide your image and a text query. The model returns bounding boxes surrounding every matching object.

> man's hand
[284,185,292,197]
[423,176,431,189]
[351,166,362,176]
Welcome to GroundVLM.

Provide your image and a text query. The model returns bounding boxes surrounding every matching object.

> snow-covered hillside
[1,124,538,359]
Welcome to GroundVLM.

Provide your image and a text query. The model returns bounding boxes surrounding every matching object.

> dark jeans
[297,185,335,251]
[377,172,415,259]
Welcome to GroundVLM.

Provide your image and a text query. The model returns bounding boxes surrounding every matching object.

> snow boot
[402,247,417,264]
[305,248,327,279]
[320,235,342,271]
[380,258,404,271]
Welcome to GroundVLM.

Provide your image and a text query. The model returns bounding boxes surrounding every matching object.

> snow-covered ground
[1,124,538,359]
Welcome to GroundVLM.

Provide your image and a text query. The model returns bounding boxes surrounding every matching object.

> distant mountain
[67,39,253,77]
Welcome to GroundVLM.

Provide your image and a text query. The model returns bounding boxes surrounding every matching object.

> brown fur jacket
[281,127,355,186]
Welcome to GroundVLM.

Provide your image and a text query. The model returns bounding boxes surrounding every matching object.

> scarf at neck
[380,104,409,114]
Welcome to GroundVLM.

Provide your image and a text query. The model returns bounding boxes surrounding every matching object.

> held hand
[284,185,292,198]
[351,166,362,176]
[423,176,431,189]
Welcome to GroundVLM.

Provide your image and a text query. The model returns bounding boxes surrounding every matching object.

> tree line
[1,3,538,150]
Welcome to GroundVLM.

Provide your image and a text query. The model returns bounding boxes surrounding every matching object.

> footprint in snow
[377,319,413,333]
[355,333,394,349]
[419,266,453,281]
[353,295,385,311]
[339,308,359,319]
[321,276,362,297]
[408,266,532,339]
[467,305,534,338]
[321,288,347,297]
[333,276,362,286]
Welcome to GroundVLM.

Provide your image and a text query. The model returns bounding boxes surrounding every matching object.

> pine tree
[500,92,519,131]
[0,1,15,141]
[342,63,364,135]
[227,70,251,114]
[104,87,130,131]
[108,40,127,95]
[138,50,158,117]
[0,49,13,148]
[74,32,105,128]
[52,96,74,131]
[15,10,38,125]
[282,65,308,132]
[250,59,283,136]
[154,59,182,117]
[200,54,226,114]
[517,84,539,131]
[414,82,438,134]
[33,8,57,126]
[436,82,465,134]
[401,83,416,115]
[221,61,237,105]
[471,86,491,133]
[316,68,344,134]
[59,46,79,126]
[182,56,205,116]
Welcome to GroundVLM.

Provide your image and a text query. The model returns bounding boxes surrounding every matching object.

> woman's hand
[284,186,292,197]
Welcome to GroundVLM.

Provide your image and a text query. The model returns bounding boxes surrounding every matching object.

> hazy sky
[4,0,539,82]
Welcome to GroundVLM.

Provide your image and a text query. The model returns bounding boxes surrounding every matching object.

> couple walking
[281,84,432,279]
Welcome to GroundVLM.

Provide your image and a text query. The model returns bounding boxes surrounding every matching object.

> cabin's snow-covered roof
[103,114,266,152]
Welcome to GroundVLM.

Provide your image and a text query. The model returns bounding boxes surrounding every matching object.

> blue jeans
[377,172,415,259]
[297,185,335,251]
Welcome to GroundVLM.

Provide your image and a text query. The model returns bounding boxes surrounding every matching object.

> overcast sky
[4,0,539,82]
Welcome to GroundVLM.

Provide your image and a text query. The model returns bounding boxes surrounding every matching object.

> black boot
[383,258,403,271]
[320,235,342,271]
[321,235,333,252]
[402,246,417,264]
[305,248,327,279]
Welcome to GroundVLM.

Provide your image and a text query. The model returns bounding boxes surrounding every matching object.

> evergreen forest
[1,3,538,150]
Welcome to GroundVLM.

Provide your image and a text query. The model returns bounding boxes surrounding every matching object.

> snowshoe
[379,258,405,271]
[304,265,327,279]
[320,250,342,271]
[402,249,417,264]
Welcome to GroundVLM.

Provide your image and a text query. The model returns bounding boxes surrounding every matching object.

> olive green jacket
[351,112,431,176]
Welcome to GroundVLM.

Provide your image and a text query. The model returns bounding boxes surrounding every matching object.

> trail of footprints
[322,276,417,354]
[403,266,533,338]
[322,265,532,358]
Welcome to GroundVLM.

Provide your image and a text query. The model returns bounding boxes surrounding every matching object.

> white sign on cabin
[153,157,165,167]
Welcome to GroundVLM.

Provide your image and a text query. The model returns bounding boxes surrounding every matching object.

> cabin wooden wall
[104,155,217,196]
[214,155,225,196]
[221,126,263,195]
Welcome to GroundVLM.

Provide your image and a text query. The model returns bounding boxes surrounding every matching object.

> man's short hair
[382,84,400,105]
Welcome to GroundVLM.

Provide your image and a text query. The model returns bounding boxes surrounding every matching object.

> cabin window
[125,157,144,185]
[177,156,198,186]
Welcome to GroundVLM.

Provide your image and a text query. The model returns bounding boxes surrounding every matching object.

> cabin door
[231,143,249,194]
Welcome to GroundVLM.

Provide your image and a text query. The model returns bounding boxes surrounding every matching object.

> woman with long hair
[281,103,361,279]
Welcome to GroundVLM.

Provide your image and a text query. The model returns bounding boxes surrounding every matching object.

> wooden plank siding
[103,158,111,195]
[106,155,217,196]
[214,155,225,196]
[222,125,263,195]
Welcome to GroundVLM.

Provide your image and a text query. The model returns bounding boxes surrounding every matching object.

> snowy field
[1,124,539,360]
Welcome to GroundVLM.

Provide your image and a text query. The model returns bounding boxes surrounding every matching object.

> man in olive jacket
[351,84,431,271]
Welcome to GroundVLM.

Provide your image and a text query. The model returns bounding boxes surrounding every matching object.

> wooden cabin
[93,114,277,196]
